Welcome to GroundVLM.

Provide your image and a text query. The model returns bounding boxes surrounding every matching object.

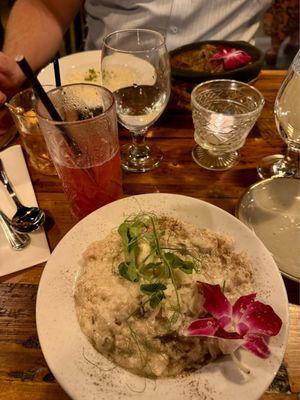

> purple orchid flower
[188,282,282,359]
[210,47,252,70]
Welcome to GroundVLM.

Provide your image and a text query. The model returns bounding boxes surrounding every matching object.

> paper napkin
[0,145,50,277]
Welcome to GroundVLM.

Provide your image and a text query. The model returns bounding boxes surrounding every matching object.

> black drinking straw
[15,55,82,157]
[53,56,61,87]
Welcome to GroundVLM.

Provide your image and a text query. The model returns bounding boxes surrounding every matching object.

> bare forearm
[3,0,82,75]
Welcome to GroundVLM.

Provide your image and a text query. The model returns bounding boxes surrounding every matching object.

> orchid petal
[199,282,232,328]
[188,317,242,339]
[188,317,219,336]
[209,52,225,61]
[236,322,250,337]
[214,328,242,340]
[233,293,256,319]
[223,51,252,70]
[242,334,270,358]
[210,48,252,70]
[233,293,256,335]
[239,301,282,337]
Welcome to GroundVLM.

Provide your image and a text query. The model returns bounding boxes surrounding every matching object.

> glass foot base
[121,143,163,172]
[257,154,297,179]
[192,146,239,171]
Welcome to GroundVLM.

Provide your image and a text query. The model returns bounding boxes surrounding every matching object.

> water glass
[102,29,170,172]
[36,84,123,219]
[191,79,265,171]
[9,88,56,175]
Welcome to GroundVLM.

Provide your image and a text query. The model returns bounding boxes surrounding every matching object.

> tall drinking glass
[257,50,300,179]
[36,84,123,219]
[101,29,171,172]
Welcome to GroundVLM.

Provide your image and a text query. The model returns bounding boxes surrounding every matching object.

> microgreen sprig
[116,213,200,324]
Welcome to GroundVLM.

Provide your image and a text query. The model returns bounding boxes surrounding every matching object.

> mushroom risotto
[74,213,254,378]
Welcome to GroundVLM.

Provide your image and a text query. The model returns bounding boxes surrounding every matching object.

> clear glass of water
[191,79,264,171]
[101,29,171,172]
[257,50,300,179]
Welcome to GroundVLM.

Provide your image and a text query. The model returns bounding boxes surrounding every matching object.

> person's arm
[0,0,83,103]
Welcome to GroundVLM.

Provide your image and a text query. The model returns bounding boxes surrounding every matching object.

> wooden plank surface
[0,70,299,400]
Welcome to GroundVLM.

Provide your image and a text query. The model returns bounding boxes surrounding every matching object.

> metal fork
[0,208,30,250]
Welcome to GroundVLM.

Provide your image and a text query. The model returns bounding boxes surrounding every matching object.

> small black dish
[169,40,264,83]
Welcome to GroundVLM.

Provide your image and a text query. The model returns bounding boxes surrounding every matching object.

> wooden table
[0,70,299,400]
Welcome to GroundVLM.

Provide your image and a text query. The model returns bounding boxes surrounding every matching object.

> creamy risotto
[74,214,254,378]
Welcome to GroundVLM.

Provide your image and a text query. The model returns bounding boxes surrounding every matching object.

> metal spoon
[0,158,46,233]
[0,208,30,250]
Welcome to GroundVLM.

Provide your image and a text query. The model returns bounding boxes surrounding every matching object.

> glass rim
[35,83,115,126]
[191,79,265,117]
[102,28,166,54]
[9,87,37,120]
[10,86,55,120]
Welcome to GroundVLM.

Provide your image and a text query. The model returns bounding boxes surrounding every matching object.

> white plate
[237,177,300,282]
[38,50,101,86]
[36,193,289,400]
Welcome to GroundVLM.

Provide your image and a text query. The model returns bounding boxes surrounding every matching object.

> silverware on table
[0,208,30,250]
[0,158,45,233]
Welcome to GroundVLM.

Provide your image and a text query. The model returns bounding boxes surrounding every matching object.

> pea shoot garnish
[116,213,201,323]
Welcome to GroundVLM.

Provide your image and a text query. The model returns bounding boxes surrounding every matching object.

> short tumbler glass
[191,80,265,171]
[9,88,56,175]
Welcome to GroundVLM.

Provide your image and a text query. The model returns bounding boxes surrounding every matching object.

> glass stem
[130,129,149,159]
[281,146,300,178]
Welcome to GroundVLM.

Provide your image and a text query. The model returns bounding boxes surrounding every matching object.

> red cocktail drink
[36,84,123,219]
[56,150,122,219]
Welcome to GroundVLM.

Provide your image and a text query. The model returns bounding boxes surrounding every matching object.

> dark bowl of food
[170,40,264,82]
[169,40,264,109]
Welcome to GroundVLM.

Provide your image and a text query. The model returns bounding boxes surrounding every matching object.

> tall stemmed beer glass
[257,50,300,179]
[102,29,171,172]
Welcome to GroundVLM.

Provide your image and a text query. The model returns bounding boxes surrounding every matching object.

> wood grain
[0,70,299,400]
[284,305,300,393]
